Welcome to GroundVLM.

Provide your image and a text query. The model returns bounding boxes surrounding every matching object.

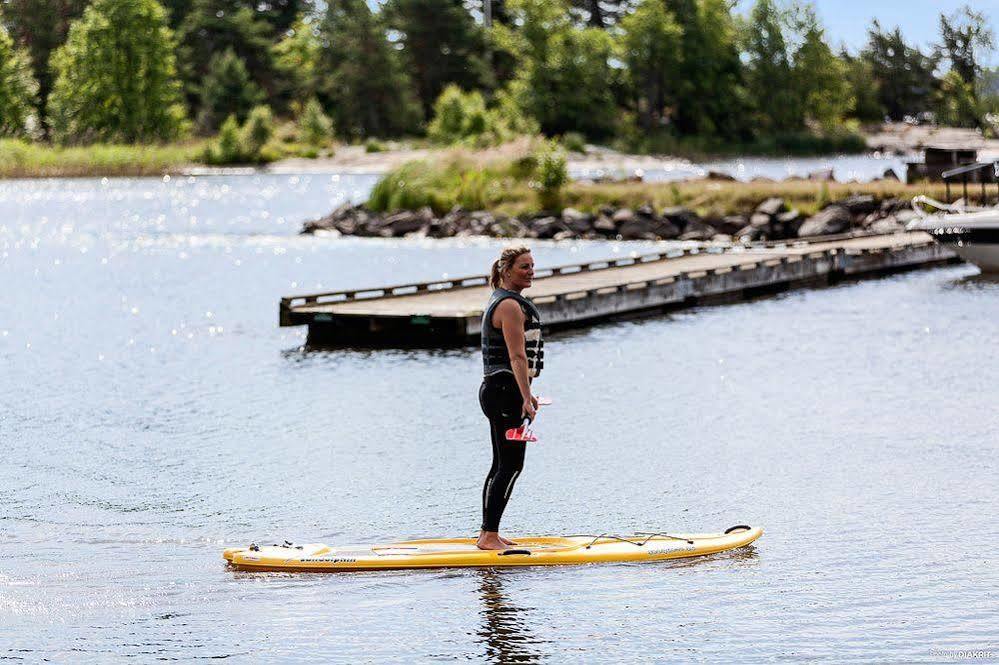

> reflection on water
[476,570,544,664]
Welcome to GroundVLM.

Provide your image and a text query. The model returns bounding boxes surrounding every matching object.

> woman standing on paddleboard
[477,246,544,551]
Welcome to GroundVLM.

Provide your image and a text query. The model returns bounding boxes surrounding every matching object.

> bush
[534,139,568,210]
[241,105,274,156]
[426,84,536,148]
[298,97,333,147]
[365,138,387,153]
[561,132,587,153]
[196,49,264,133]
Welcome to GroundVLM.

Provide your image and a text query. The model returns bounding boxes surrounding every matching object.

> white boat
[908,197,999,273]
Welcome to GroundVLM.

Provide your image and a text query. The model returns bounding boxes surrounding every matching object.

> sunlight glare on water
[1,174,997,662]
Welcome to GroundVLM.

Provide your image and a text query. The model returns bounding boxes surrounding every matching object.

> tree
[618,0,681,131]
[272,14,322,103]
[667,0,747,139]
[744,0,799,133]
[382,0,490,116]
[861,21,938,121]
[569,0,631,28]
[0,0,87,134]
[841,50,883,122]
[47,0,188,142]
[934,69,981,128]
[176,0,277,110]
[318,0,421,137]
[0,23,38,136]
[493,0,617,138]
[196,47,264,131]
[790,7,853,130]
[938,5,994,88]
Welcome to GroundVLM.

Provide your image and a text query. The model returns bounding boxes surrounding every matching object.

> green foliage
[744,0,799,134]
[534,138,567,210]
[176,0,277,112]
[494,0,617,138]
[0,0,87,135]
[618,0,682,131]
[791,7,854,130]
[0,25,39,137]
[47,0,188,143]
[298,97,333,146]
[841,51,884,122]
[934,70,983,128]
[561,132,586,153]
[0,137,203,176]
[368,142,566,214]
[426,84,529,147]
[364,138,387,152]
[381,0,491,115]
[272,15,323,103]
[319,0,422,138]
[861,21,939,120]
[241,104,273,154]
[939,6,994,88]
[196,48,264,132]
[670,0,749,139]
[200,105,275,163]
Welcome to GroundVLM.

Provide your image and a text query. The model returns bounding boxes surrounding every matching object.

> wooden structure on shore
[280,232,956,346]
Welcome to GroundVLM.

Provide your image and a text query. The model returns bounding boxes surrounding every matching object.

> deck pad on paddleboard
[223,526,762,572]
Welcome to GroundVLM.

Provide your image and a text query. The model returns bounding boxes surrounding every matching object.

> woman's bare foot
[499,535,518,546]
[477,531,507,550]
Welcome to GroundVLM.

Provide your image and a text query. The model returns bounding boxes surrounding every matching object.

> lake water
[2,175,997,662]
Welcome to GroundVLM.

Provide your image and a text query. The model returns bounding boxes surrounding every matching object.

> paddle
[505,396,551,442]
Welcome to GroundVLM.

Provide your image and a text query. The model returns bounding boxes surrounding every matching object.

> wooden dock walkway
[280,232,956,346]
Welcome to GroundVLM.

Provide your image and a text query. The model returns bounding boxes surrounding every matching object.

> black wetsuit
[479,289,543,532]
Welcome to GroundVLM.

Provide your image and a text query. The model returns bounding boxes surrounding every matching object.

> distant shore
[2,124,997,180]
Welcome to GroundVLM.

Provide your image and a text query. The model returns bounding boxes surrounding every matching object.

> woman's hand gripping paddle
[505,396,551,442]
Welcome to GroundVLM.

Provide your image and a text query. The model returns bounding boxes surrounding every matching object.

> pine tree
[382,0,490,116]
[791,7,853,130]
[744,0,799,133]
[862,21,938,121]
[618,0,681,131]
[196,48,264,131]
[318,0,421,138]
[47,0,188,142]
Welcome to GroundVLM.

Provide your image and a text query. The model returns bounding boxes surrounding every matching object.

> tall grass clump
[0,138,202,177]
[200,105,276,164]
[534,139,568,210]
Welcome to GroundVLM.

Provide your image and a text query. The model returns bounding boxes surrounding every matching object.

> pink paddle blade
[505,419,537,442]
[535,396,553,406]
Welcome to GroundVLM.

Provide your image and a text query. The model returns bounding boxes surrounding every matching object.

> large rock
[530,216,564,239]
[678,217,718,241]
[561,207,593,234]
[705,170,737,181]
[651,218,681,239]
[717,215,748,235]
[834,194,877,216]
[593,215,616,235]
[612,208,635,226]
[868,216,903,234]
[755,197,786,216]
[660,206,700,232]
[618,217,659,240]
[750,212,772,228]
[798,205,852,237]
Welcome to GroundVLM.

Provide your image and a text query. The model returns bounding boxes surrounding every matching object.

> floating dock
[280,232,957,346]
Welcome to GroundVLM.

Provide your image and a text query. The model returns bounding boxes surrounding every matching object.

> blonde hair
[489,246,531,289]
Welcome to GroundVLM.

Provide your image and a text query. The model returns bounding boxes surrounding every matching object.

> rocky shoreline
[301,195,921,242]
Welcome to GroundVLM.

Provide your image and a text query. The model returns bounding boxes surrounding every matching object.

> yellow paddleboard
[223,525,762,572]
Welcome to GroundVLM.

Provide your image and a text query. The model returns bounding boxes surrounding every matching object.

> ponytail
[489,246,531,289]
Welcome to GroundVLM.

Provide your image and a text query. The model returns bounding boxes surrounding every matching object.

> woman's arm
[494,299,537,421]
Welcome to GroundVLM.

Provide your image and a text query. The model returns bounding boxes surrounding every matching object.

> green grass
[368,151,993,218]
[0,139,205,177]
